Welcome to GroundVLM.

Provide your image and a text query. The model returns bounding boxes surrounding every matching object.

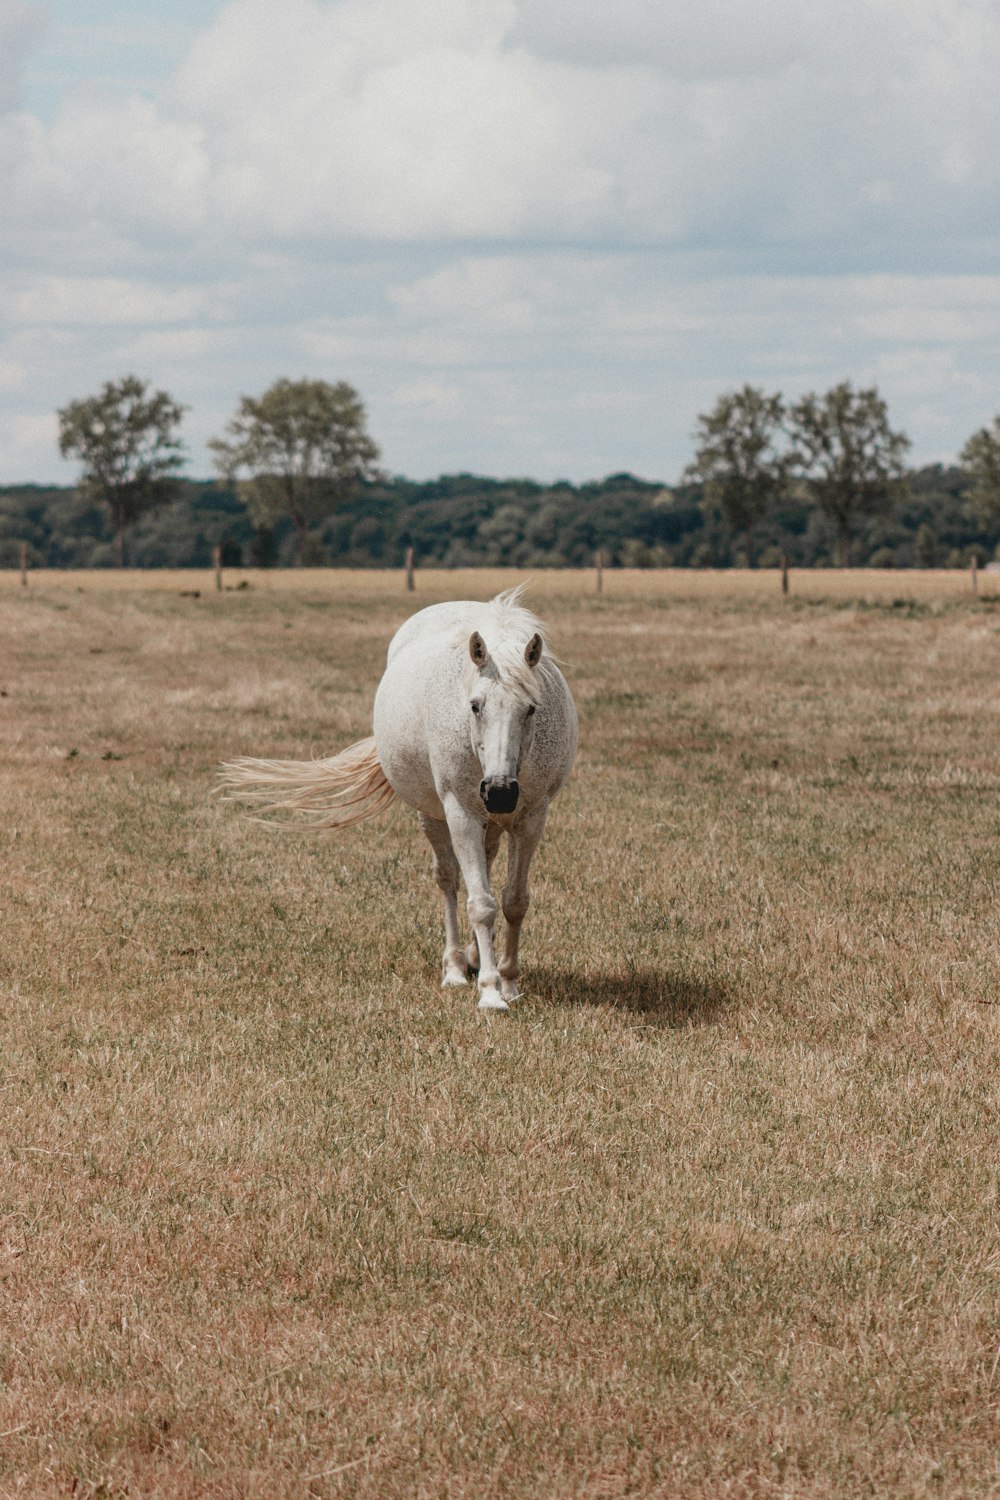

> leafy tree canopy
[789,382,910,566]
[57,375,186,565]
[685,385,789,562]
[959,416,1000,523]
[22,377,999,573]
[209,378,381,563]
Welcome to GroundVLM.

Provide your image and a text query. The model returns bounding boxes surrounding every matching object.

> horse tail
[218,736,397,831]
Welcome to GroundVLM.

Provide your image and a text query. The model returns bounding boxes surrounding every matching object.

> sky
[2,0,1000,486]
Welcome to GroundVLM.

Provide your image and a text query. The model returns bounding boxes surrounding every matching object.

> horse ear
[524,632,543,668]
[469,631,489,667]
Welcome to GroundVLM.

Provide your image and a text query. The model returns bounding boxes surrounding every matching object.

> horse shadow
[525,964,731,1029]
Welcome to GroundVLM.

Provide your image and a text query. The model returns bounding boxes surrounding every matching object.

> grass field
[2,563,998,604]
[0,569,998,1497]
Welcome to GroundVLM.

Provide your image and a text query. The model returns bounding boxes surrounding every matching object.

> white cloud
[854,277,1000,343]
[0,359,25,391]
[120,328,216,359]
[390,257,569,329]
[7,408,58,458]
[861,309,988,343]
[3,0,1000,485]
[7,255,1000,484]
[166,0,646,240]
[8,275,211,326]
[287,256,1000,477]
[3,0,999,253]
[47,93,208,228]
[391,379,462,417]
[0,0,43,111]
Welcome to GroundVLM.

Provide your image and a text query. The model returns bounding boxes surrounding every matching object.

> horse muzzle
[481,777,519,814]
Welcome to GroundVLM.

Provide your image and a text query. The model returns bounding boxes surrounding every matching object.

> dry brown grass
[1,564,997,605]
[0,571,998,1497]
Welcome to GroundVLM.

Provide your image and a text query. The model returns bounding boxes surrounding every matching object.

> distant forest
[0,465,995,570]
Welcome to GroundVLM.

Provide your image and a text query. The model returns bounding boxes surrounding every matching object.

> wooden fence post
[213,545,222,592]
[781,554,789,596]
[405,547,415,592]
[19,541,27,587]
[595,549,603,595]
[972,557,978,597]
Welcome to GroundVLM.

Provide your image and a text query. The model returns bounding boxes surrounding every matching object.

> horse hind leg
[420,814,468,987]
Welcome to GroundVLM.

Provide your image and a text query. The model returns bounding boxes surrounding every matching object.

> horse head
[466,628,543,814]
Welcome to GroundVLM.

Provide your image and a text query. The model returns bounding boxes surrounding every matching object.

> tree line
[56,374,380,568]
[4,374,1000,570]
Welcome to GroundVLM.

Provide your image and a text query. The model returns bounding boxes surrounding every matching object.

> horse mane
[461,586,559,703]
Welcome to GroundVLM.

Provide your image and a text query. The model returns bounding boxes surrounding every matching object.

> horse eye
[526,705,536,717]
[471,701,481,716]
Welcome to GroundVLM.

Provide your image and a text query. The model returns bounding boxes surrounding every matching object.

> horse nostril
[483,779,519,814]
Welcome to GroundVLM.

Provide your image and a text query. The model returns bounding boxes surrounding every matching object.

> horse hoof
[501,980,521,1004]
[442,966,468,988]
[477,988,509,1013]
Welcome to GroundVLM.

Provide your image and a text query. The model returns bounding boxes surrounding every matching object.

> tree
[914,521,938,568]
[209,378,381,564]
[57,376,186,566]
[789,382,910,568]
[684,385,789,565]
[959,416,1000,523]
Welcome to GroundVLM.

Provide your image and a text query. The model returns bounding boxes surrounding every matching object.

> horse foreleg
[419,813,468,987]
[442,796,506,1012]
[465,821,502,975]
[499,800,548,1003]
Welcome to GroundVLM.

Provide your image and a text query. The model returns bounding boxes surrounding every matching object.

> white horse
[220,589,578,1012]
